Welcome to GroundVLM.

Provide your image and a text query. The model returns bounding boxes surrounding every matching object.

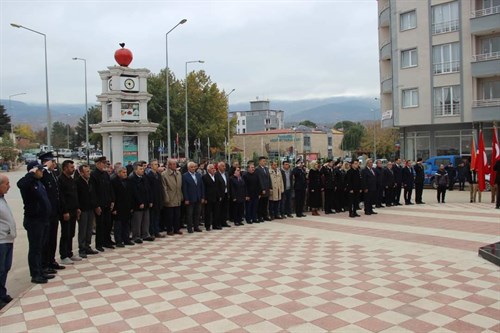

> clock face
[124,78,135,90]
[108,79,113,91]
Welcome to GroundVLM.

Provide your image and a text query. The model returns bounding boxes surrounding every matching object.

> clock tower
[91,46,158,165]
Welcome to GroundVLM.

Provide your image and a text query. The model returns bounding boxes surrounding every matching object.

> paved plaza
[0,169,499,332]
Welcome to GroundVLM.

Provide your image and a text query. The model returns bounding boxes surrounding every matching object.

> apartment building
[378,0,500,161]
[230,100,284,134]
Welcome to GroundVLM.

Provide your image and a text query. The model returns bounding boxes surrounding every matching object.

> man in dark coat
[446,163,456,191]
[146,159,165,238]
[414,158,426,204]
[39,152,64,272]
[402,160,415,205]
[76,164,98,258]
[361,159,377,215]
[202,163,223,230]
[333,161,344,212]
[280,160,294,218]
[345,159,362,218]
[90,156,115,251]
[393,158,403,206]
[230,167,247,226]
[111,167,134,246]
[129,162,153,243]
[320,159,335,214]
[243,162,261,224]
[182,162,204,233]
[57,160,81,265]
[17,162,54,284]
[215,161,231,228]
[383,162,396,207]
[292,159,307,217]
[374,160,385,208]
[255,156,271,222]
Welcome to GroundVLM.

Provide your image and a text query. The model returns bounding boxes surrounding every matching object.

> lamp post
[292,126,297,162]
[66,114,71,150]
[165,19,187,159]
[72,57,89,164]
[226,89,235,164]
[11,23,51,149]
[373,97,379,159]
[184,60,204,160]
[8,92,27,146]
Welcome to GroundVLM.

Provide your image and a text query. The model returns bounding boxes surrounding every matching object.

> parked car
[58,148,73,158]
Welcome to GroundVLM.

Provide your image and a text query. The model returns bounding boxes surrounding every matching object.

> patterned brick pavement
[1,201,499,332]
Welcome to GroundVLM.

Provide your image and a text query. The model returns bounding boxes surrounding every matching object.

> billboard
[121,102,139,121]
[123,135,138,164]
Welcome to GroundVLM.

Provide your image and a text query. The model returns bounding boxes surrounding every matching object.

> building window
[402,88,419,108]
[400,10,416,31]
[434,85,461,116]
[304,136,311,147]
[242,129,245,134]
[401,48,418,68]
[432,1,459,34]
[242,119,246,125]
[478,35,500,60]
[328,137,332,146]
[433,43,460,74]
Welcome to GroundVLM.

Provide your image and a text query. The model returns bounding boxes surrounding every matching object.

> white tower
[92,48,158,165]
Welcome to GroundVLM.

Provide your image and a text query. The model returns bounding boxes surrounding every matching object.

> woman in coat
[269,161,284,219]
[308,160,323,216]
[436,164,449,203]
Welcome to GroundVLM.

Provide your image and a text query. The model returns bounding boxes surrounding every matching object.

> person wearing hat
[90,156,116,252]
[17,162,55,284]
[39,152,65,272]
[292,158,307,217]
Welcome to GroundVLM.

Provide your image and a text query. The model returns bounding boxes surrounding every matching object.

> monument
[91,44,158,164]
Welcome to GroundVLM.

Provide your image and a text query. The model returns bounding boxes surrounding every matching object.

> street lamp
[165,19,187,158]
[11,23,52,149]
[8,92,27,146]
[72,57,89,164]
[226,89,236,164]
[184,60,204,160]
[292,126,297,162]
[66,114,71,150]
[373,97,379,159]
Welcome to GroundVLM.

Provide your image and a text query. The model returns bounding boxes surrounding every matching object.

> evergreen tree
[0,105,12,137]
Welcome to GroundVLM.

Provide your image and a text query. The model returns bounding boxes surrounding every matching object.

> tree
[51,121,71,149]
[14,124,36,141]
[298,120,317,128]
[0,105,11,137]
[334,120,355,131]
[74,105,102,149]
[341,122,365,152]
[359,121,399,158]
[0,133,17,163]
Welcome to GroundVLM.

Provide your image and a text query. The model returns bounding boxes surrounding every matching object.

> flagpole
[207,137,210,161]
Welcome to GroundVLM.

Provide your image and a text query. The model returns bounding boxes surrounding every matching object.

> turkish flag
[491,126,500,184]
[476,129,488,191]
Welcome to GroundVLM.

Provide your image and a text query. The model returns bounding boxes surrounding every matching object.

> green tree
[14,124,36,141]
[0,105,12,137]
[51,121,71,149]
[360,121,399,158]
[341,122,365,152]
[74,105,102,149]
[298,120,317,128]
[0,133,17,162]
[333,120,355,131]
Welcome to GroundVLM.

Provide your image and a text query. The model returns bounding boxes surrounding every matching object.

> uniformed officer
[17,162,55,284]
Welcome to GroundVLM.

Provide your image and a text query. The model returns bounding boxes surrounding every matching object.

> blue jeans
[0,243,13,300]
[280,189,292,216]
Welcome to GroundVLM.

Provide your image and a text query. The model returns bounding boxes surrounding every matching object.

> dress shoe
[86,248,99,255]
[371,211,378,214]
[213,226,222,230]
[134,238,143,244]
[194,228,203,232]
[144,236,155,241]
[155,233,166,238]
[60,257,74,265]
[275,216,283,219]
[49,262,66,270]
[31,276,48,284]
[79,252,88,258]
[124,240,135,246]
[43,274,55,280]
[188,229,194,234]
[354,213,361,217]
[287,214,294,218]
[116,243,125,248]
[96,247,105,252]
[167,231,174,236]
[71,255,83,261]
[349,214,356,218]
[44,268,57,274]
[246,221,253,224]
[2,295,13,303]
[109,241,116,246]
[222,223,231,228]
[174,230,183,235]
[264,217,272,221]
[103,244,115,249]
[206,228,211,231]
[365,212,372,215]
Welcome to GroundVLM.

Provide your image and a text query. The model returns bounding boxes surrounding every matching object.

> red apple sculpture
[114,43,133,67]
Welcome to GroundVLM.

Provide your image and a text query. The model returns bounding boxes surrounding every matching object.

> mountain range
[2,96,380,129]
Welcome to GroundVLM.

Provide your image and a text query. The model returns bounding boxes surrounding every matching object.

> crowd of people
[0,152,499,310]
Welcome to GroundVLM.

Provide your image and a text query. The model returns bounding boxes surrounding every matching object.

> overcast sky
[1,0,379,106]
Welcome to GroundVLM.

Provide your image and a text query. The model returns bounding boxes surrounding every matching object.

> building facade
[378,0,500,161]
[231,100,284,134]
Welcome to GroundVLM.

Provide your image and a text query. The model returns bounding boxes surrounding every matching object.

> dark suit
[414,163,425,203]
[91,168,115,248]
[280,168,293,216]
[255,165,271,220]
[215,171,230,227]
[321,166,335,213]
[402,166,414,204]
[292,166,307,216]
[40,168,59,269]
[383,167,395,206]
[361,167,376,214]
[393,163,403,205]
[111,176,133,244]
[345,167,362,216]
[182,172,204,231]
[202,173,222,230]
[375,166,384,207]
[230,176,247,224]
[128,172,152,240]
[243,171,260,223]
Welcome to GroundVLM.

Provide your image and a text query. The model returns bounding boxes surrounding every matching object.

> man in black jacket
[333,161,344,212]
[321,159,335,214]
[292,159,307,217]
[215,162,231,228]
[345,159,362,218]
[402,160,415,205]
[146,159,165,238]
[202,164,222,230]
[129,162,153,243]
[280,160,294,218]
[383,162,396,207]
[361,159,377,215]
[58,160,81,265]
[243,162,261,224]
[90,156,115,252]
[393,158,403,205]
[414,158,426,204]
[375,160,385,208]
[17,162,54,284]
[111,167,134,246]
[76,164,98,257]
[255,156,271,221]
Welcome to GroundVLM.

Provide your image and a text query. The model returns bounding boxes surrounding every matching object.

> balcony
[471,54,500,77]
[381,77,392,94]
[472,99,500,121]
[433,103,461,117]
[471,6,500,35]
[379,6,390,28]
[380,41,391,60]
